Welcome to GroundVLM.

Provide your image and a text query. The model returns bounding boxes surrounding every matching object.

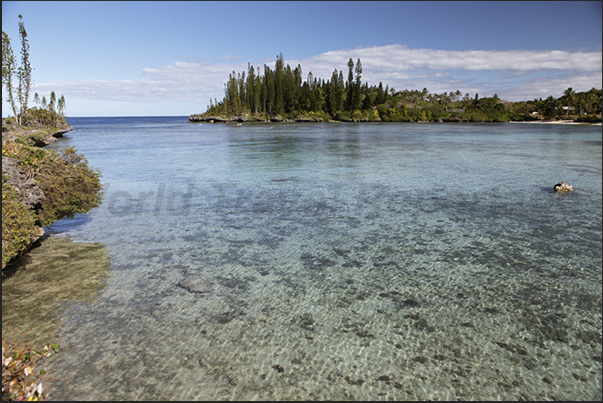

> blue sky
[2,1,602,117]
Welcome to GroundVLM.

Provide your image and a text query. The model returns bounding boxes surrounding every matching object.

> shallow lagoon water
[2,118,601,400]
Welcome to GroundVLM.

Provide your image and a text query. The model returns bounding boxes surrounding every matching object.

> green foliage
[2,141,103,268]
[2,31,18,120]
[575,115,602,123]
[17,15,32,125]
[2,177,38,268]
[21,107,62,127]
[35,146,103,227]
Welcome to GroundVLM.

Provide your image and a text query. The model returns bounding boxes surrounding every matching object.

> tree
[2,31,19,120]
[585,88,599,114]
[17,15,33,125]
[2,15,34,125]
[245,63,256,114]
[49,90,56,113]
[345,58,354,111]
[563,87,576,118]
[353,58,363,110]
[57,95,66,117]
[274,53,285,115]
[329,69,343,114]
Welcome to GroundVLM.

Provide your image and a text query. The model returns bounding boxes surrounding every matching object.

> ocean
[2,117,601,400]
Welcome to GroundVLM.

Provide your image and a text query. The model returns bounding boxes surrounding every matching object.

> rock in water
[554,182,573,192]
[177,277,214,294]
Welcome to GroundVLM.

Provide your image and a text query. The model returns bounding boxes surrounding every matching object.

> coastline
[507,119,602,126]
[189,114,602,125]
[2,118,103,272]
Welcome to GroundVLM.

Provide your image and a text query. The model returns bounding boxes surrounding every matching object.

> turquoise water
[2,118,601,400]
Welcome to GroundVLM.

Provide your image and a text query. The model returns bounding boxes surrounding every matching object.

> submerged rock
[177,277,214,294]
[554,182,573,192]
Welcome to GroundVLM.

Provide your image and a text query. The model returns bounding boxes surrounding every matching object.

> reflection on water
[2,237,110,349]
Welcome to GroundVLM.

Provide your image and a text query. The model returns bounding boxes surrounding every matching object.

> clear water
[2,118,601,400]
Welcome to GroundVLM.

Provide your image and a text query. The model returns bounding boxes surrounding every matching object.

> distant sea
[3,117,601,400]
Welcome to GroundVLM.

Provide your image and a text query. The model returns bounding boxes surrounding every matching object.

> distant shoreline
[508,120,602,126]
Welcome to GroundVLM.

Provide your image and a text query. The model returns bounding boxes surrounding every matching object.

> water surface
[3,118,601,400]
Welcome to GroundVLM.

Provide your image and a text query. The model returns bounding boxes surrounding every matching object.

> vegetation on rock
[1,178,39,269]
[2,139,103,269]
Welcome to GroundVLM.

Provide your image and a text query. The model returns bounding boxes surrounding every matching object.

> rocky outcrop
[189,115,227,123]
[295,117,324,122]
[2,118,72,146]
[554,182,573,192]
[2,156,47,211]
[2,155,47,260]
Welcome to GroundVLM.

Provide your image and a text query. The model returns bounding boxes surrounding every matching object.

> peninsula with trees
[190,53,602,124]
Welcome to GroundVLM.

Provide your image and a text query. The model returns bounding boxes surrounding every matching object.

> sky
[2,1,602,117]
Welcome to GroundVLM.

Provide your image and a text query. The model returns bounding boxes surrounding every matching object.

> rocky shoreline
[1,119,73,252]
[189,114,602,125]
[2,117,73,147]
[2,117,103,271]
[189,114,324,123]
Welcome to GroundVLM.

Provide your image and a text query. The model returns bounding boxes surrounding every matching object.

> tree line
[2,15,67,127]
[199,53,602,123]
[205,53,390,119]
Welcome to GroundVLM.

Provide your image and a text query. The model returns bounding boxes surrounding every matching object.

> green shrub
[35,146,103,227]
[575,115,602,123]
[2,178,39,268]
[20,107,61,127]
[333,110,352,121]
[2,142,103,268]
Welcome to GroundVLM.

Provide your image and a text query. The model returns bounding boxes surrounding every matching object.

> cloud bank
[30,44,602,113]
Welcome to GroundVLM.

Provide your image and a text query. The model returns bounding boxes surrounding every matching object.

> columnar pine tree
[57,95,66,117]
[345,58,354,111]
[274,53,285,115]
[17,15,32,125]
[353,58,363,110]
[48,91,56,113]
[2,31,19,120]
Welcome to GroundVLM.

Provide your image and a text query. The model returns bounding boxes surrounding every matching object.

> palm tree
[563,87,576,119]
[586,90,597,114]
[576,92,585,116]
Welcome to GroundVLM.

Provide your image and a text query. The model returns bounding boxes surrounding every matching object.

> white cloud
[289,44,601,77]
[31,60,249,105]
[500,71,603,101]
[25,44,602,114]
